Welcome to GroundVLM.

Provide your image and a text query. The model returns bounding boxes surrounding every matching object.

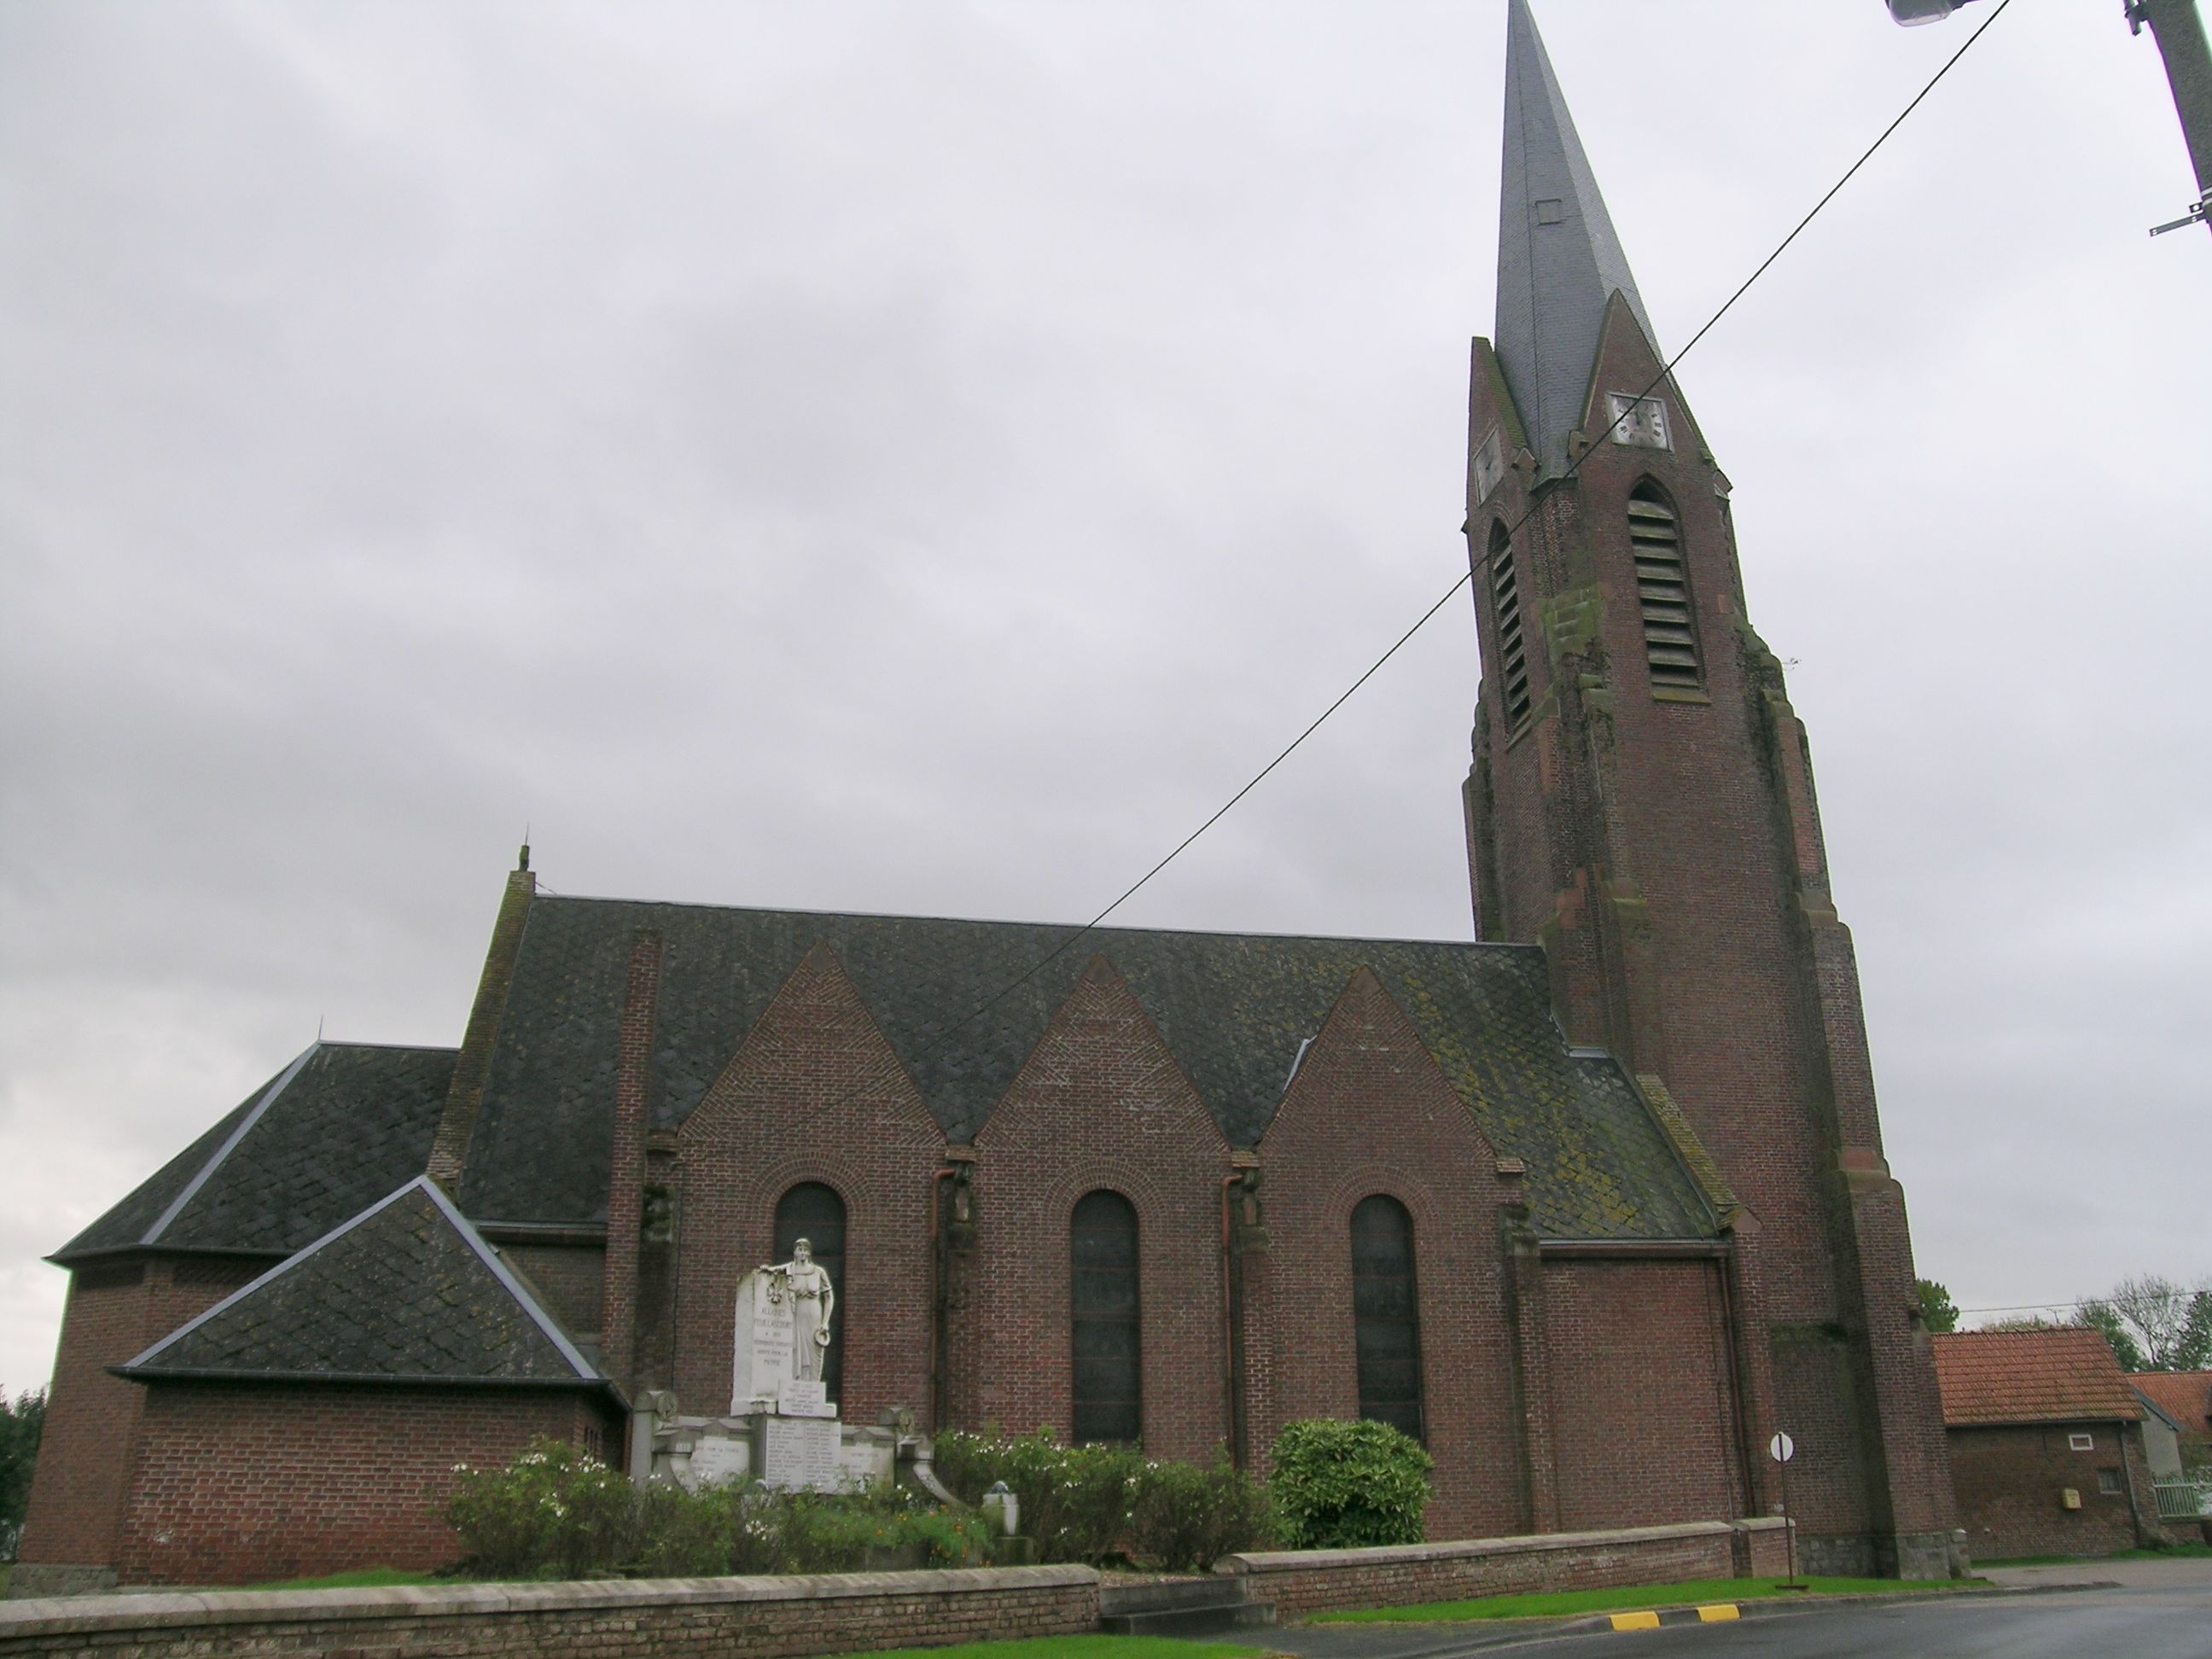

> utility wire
[568,3,2017,1141]
[919,0,2017,1048]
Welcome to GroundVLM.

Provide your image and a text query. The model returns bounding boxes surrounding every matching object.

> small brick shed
[1933,1329,2167,1560]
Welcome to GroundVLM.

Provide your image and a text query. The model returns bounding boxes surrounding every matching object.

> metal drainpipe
[2116,1416,2151,1545]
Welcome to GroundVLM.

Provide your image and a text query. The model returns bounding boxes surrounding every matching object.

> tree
[0,1388,45,1558]
[1915,1279,1959,1333]
[2077,1301,2149,1371]
[2082,1276,2212,1371]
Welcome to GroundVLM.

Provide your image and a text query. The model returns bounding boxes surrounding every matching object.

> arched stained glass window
[1351,1194,1423,1441]
[1071,1189,1141,1445]
[774,1181,847,1402]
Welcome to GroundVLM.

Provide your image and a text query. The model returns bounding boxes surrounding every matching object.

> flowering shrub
[934,1428,1267,1569]
[1268,1418,1431,1550]
[446,1440,637,1578]
[445,1438,992,1580]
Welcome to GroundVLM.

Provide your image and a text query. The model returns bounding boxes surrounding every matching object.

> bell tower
[1463,0,1958,1577]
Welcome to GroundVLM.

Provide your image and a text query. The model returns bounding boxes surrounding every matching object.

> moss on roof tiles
[460,896,1716,1243]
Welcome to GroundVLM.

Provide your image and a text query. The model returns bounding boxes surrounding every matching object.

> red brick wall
[1249,967,1522,1540]
[16,1254,270,1574]
[959,957,1231,1459]
[501,1245,605,1345]
[1948,1421,2157,1561]
[0,1566,1100,1657]
[1461,312,1957,1565]
[1539,1260,1745,1532]
[114,1384,608,1586]
[672,943,943,1430]
[1215,1518,1783,1616]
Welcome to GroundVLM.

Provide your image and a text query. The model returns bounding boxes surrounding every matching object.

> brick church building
[16,0,1959,1595]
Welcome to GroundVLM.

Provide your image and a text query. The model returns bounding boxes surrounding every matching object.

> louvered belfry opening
[1628,486,1701,691]
[1070,1188,1141,1445]
[1351,1194,1424,1441]
[774,1181,846,1402]
[1487,521,1533,731]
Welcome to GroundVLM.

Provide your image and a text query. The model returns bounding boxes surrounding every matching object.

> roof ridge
[121,1175,602,1384]
[532,889,1525,952]
[141,1044,318,1247]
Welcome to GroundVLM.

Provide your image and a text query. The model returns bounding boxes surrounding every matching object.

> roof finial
[518,827,531,874]
[1495,0,1660,478]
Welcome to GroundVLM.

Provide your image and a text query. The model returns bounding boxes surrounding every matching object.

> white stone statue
[761,1237,835,1382]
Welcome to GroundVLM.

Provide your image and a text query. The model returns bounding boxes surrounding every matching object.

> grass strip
[1311,1575,1971,1622]
[817,1642,1272,1659]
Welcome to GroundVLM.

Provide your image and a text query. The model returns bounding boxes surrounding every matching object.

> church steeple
[1494,0,1658,478]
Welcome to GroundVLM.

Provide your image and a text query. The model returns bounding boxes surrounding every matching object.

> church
[15,0,1960,1597]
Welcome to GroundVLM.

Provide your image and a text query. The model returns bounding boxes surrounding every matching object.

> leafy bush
[1268,1418,1431,1550]
[447,1438,991,1580]
[934,1428,1267,1569]
[934,1427,1142,1563]
[447,1439,638,1577]
[1128,1453,1273,1571]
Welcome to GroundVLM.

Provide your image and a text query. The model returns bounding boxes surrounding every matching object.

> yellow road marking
[1696,1604,1742,1621]
[1608,1610,1662,1630]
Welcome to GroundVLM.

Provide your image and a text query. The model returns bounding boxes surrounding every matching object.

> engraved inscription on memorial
[761,1415,841,1493]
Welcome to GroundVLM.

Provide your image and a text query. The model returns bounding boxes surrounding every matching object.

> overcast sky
[3,1,2207,1397]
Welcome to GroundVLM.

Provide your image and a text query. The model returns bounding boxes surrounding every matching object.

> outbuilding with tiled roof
[1933,1330,2172,1560]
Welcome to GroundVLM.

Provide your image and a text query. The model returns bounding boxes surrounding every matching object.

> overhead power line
[570,2,2017,1144]
[921,0,2018,1046]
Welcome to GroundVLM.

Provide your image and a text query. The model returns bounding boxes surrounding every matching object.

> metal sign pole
[1768,1431,1803,1590]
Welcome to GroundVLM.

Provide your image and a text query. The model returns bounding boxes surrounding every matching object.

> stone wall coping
[0,1564,1099,1638]
[1214,1517,1773,1575]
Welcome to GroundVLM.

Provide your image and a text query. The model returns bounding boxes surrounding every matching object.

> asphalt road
[1250,1563,2212,1659]
[1528,1586,2212,1656]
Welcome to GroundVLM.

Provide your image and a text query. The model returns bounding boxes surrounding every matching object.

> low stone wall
[1214,1517,1792,1616]
[0,1565,1098,1659]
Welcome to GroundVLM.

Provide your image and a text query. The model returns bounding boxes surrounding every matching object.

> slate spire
[1494,0,1659,477]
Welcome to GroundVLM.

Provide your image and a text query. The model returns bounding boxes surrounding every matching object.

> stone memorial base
[648,1406,897,1494]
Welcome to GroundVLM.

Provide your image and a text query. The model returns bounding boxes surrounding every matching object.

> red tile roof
[1932,1329,2143,1427]
[2132,1371,2212,1432]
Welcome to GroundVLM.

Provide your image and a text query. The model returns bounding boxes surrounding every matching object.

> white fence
[2152,1480,2211,1521]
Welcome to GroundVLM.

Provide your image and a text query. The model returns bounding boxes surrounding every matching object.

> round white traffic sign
[1768,1432,1796,1463]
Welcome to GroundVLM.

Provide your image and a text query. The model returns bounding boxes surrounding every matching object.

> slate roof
[2133,1371,2212,1432]
[118,1177,605,1389]
[1932,1330,2145,1427]
[458,893,1718,1243]
[57,1043,456,1263]
[1493,0,1660,478]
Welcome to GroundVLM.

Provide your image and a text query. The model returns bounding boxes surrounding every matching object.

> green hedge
[1267,1419,1431,1550]
[444,1440,992,1580]
[933,1429,1270,1570]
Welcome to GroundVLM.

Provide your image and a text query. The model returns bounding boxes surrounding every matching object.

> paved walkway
[1982,1554,2212,1590]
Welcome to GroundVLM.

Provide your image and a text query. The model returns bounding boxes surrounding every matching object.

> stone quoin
[15,0,1959,1595]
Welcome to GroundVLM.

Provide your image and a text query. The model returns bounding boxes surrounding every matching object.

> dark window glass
[774,1181,846,1402]
[1352,1194,1423,1441]
[1071,1189,1141,1445]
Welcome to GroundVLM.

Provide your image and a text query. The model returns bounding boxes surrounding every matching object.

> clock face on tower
[1605,392,1671,451]
[1473,428,1506,503]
